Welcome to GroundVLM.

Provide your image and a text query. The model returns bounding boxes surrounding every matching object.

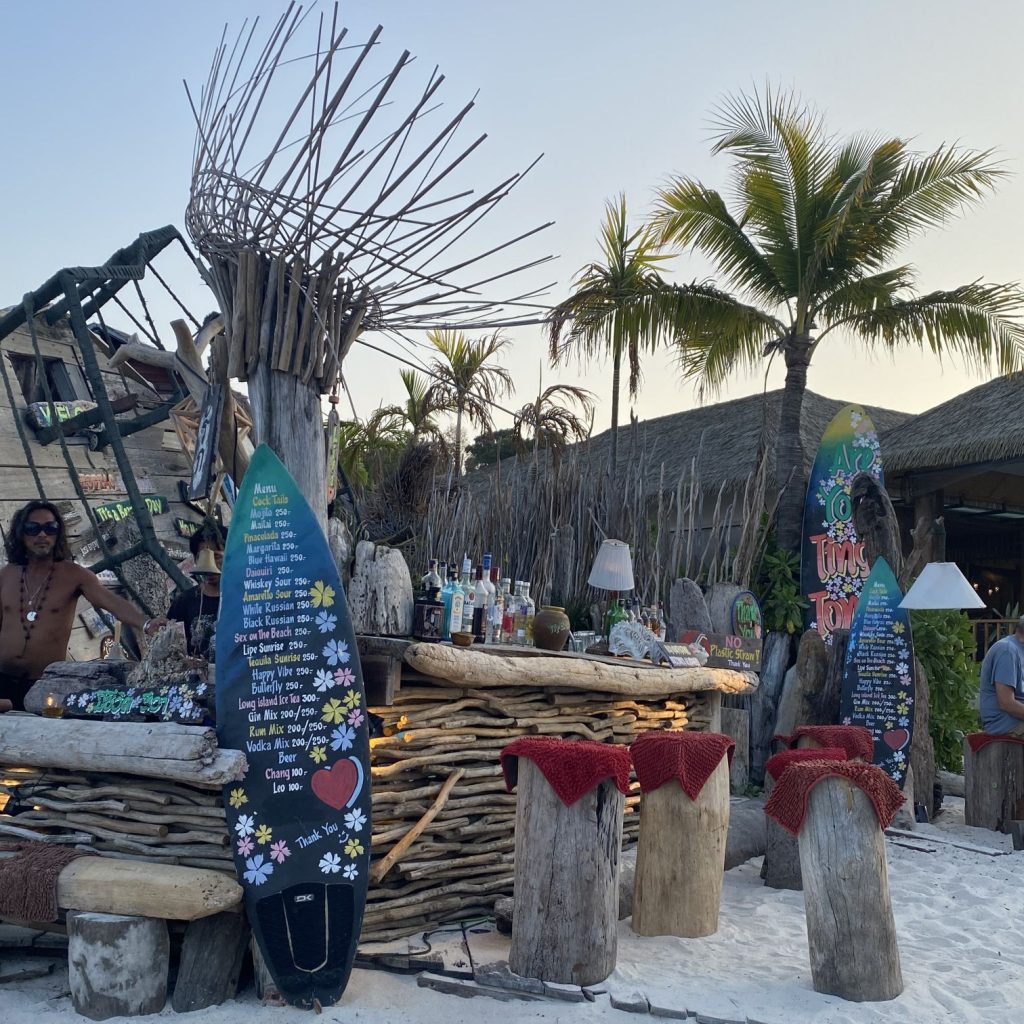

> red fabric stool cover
[500,736,631,807]
[630,730,735,800]
[774,724,874,761]
[764,760,905,836]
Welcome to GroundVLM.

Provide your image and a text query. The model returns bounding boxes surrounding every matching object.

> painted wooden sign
[801,404,883,644]
[174,516,201,538]
[64,681,210,723]
[730,591,763,640]
[680,630,762,673]
[94,495,169,523]
[216,445,370,1010]
[650,640,706,668]
[840,557,915,785]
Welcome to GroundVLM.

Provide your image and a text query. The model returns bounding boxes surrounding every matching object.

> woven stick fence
[409,430,775,617]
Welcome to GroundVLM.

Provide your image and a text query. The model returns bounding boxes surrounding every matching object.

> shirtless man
[0,500,166,710]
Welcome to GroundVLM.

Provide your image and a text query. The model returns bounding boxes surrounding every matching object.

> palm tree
[513,381,595,465]
[424,329,513,479]
[385,369,448,447]
[651,88,1024,553]
[548,194,677,475]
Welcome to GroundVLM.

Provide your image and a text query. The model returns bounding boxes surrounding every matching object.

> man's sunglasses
[23,521,60,537]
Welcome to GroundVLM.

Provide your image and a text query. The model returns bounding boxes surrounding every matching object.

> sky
[3,0,1024,440]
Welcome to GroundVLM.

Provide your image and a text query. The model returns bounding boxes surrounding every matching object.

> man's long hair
[5,501,73,565]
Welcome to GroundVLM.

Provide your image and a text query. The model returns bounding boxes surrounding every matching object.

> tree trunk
[774,340,811,553]
[453,403,464,484]
[964,737,1024,832]
[798,777,903,1002]
[509,758,622,986]
[609,348,621,475]
[749,631,793,783]
[247,364,326,537]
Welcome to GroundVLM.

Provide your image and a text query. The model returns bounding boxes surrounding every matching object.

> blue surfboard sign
[217,444,370,1009]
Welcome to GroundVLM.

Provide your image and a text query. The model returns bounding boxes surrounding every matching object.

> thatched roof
[468,389,911,497]
[880,374,1024,475]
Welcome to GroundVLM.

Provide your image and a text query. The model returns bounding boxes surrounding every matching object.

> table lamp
[898,562,986,610]
[588,539,635,637]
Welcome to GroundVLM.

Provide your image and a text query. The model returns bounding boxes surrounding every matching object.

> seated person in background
[978,616,1024,736]
[168,522,225,661]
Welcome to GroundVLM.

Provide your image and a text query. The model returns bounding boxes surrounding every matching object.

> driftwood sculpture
[185,4,550,523]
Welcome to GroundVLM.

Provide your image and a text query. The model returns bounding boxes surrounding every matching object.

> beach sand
[2,797,1020,1024]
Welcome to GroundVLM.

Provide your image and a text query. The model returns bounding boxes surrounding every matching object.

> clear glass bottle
[422,558,442,593]
[482,553,497,639]
[522,581,536,647]
[471,566,488,643]
[460,556,475,634]
[656,602,668,641]
[488,568,505,644]
[512,581,528,645]
[500,577,516,643]
[442,564,464,640]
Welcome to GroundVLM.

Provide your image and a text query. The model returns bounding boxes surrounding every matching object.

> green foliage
[464,428,518,472]
[909,609,980,773]
[754,539,807,634]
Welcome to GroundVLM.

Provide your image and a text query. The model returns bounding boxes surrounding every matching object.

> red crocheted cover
[765,747,847,782]
[967,732,1024,754]
[500,737,632,807]
[630,730,735,800]
[774,725,874,761]
[764,760,905,836]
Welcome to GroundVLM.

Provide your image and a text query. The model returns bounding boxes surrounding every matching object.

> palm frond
[837,281,1024,374]
[813,266,916,325]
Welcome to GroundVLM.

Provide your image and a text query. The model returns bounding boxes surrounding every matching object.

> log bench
[963,733,1024,833]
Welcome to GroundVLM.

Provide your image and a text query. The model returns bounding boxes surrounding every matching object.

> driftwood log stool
[68,912,170,1020]
[782,723,875,761]
[630,730,734,937]
[762,747,846,891]
[500,737,631,986]
[963,733,1024,833]
[765,761,905,1002]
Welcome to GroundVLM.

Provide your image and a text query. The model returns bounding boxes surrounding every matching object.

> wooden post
[798,777,903,1002]
[762,771,802,891]
[964,736,1024,832]
[247,361,327,537]
[68,912,170,1020]
[171,910,250,1012]
[632,755,730,937]
[509,758,623,986]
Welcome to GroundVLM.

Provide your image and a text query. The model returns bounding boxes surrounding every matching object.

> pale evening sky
[2,1,1022,440]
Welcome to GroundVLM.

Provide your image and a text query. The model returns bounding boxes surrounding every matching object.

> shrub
[909,609,980,773]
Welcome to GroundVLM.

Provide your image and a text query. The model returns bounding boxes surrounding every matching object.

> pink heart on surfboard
[883,728,910,752]
[311,757,364,810]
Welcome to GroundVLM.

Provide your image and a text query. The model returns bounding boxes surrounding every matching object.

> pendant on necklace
[27,611,37,622]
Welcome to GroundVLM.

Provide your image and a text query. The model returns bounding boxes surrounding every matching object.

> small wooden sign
[63,680,210,723]
[680,630,762,673]
[731,591,763,640]
[189,383,225,500]
[650,640,706,668]
[94,495,169,524]
[174,516,201,537]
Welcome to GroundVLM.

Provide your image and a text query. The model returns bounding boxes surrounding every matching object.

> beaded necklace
[20,563,56,653]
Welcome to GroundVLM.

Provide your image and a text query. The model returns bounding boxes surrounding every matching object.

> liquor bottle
[488,568,505,644]
[441,564,464,640]
[512,581,528,645]
[459,556,475,634]
[604,593,627,638]
[413,559,445,641]
[500,577,516,644]
[423,558,442,593]
[521,581,536,647]
[471,566,488,643]
[655,602,668,641]
[482,553,497,639]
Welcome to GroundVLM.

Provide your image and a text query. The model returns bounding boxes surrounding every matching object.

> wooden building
[0,229,212,659]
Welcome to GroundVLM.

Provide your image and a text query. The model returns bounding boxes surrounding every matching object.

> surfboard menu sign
[217,445,370,1009]
[801,404,883,645]
[840,557,915,785]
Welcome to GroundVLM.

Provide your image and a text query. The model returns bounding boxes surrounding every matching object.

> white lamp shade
[588,539,634,591]
[898,562,987,610]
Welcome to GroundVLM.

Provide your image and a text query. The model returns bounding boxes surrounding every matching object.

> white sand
[3,797,1021,1024]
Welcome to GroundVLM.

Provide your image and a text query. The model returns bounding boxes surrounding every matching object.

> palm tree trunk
[609,350,621,473]
[774,338,812,553]
[453,403,464,479]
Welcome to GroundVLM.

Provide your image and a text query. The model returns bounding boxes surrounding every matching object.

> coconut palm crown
[651,87,1024,552]
[424,329,513,479]
[548,194,677,474]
